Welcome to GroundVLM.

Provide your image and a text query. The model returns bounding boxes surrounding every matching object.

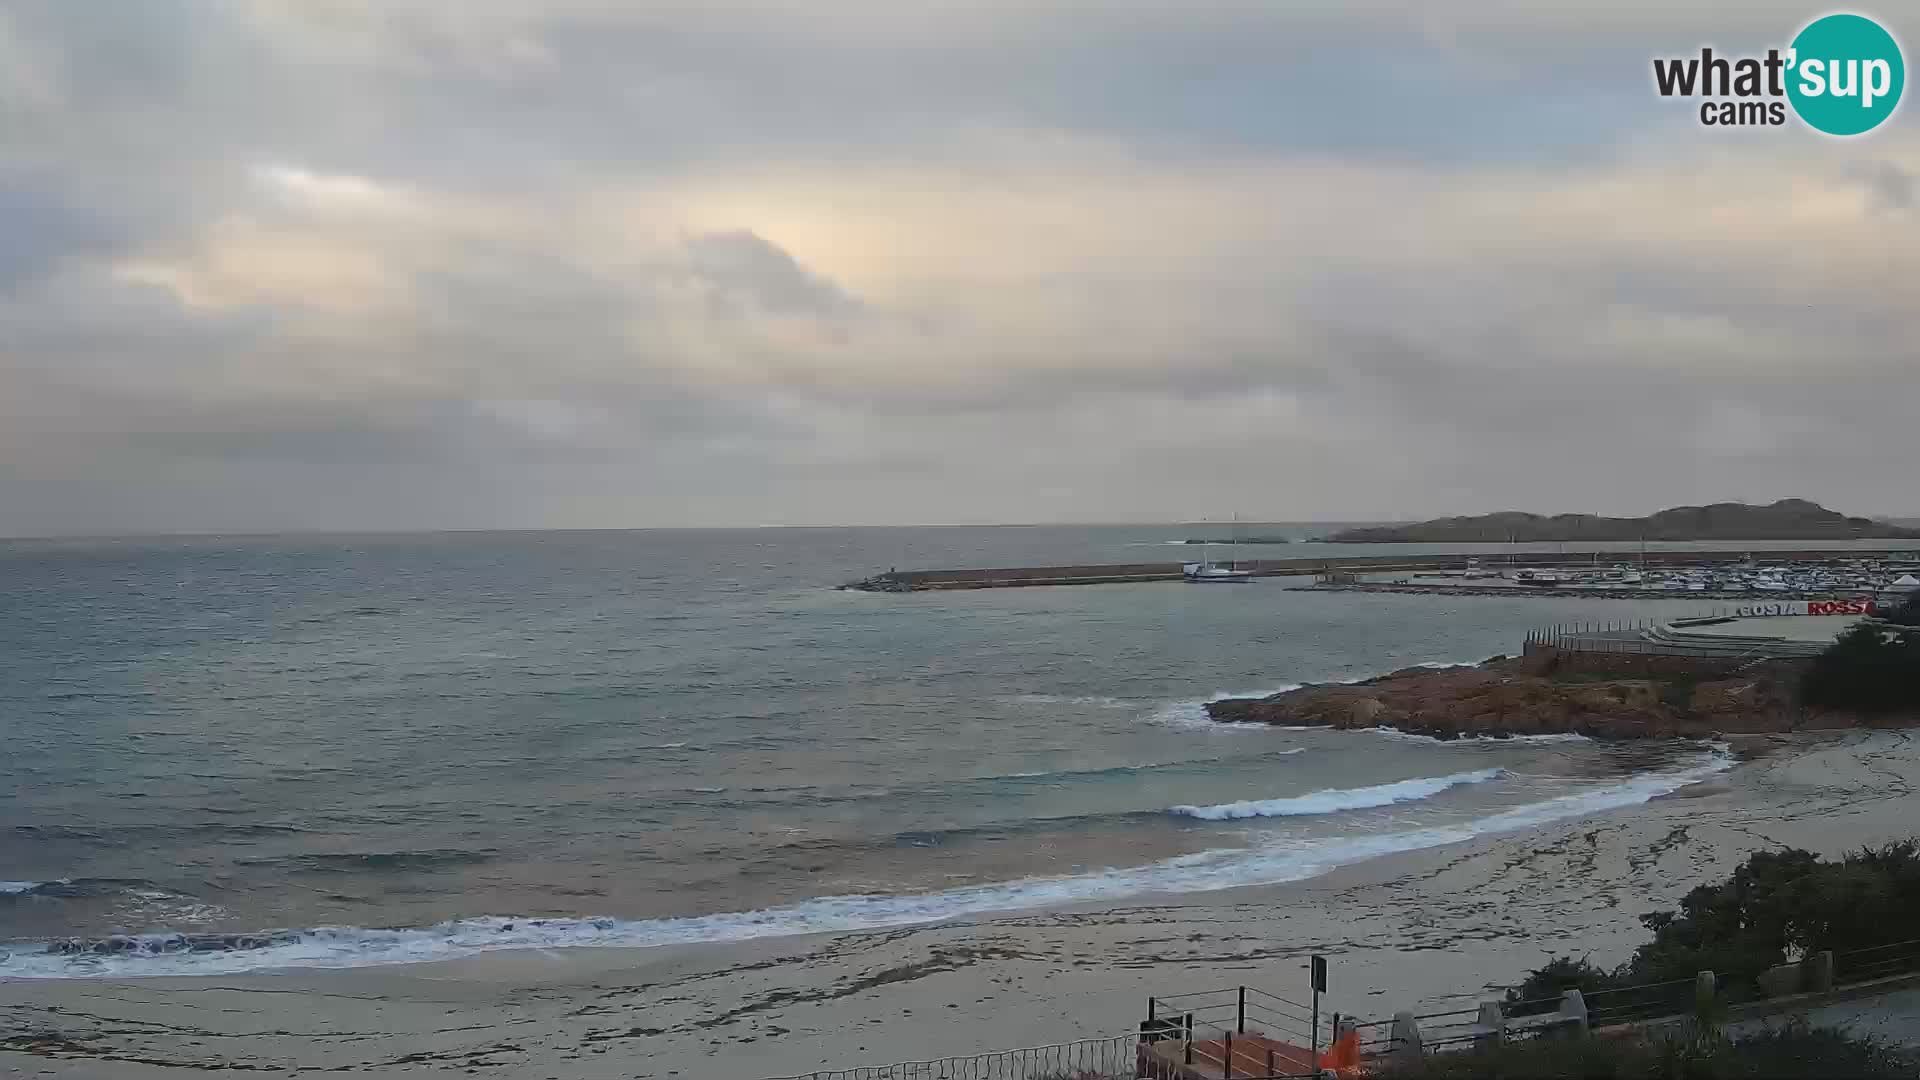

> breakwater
[1287,582,1875,601]
[843,549,1899,592]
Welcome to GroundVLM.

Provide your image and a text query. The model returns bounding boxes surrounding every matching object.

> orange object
[1319,1029,1363,1074]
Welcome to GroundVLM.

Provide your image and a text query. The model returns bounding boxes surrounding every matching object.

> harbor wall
[1519,643,1808,681]
[851,549,1915,592]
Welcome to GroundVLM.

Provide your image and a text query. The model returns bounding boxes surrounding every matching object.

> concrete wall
[1519,643,1808,681]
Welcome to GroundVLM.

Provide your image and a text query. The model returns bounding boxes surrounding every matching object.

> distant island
[1321,499,1920,544]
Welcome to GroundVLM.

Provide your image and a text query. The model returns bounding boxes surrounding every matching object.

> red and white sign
[1808,598,1877,616]
[1733,599,1877,617]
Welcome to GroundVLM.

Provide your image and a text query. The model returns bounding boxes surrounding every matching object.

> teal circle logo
[1787,13,1905,136]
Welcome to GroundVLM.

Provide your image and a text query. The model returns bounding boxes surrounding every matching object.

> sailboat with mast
[1183,514,1259,582]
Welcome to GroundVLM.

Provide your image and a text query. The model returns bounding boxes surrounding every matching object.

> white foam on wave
[1144,661,1487,734]
[0,881,52,895]
[0,750,1731,980]
[1149,660,1602,742]
[1146,685,1304,731]
[1367,727,1594,746]
[1002,694,1136,710]
[998,747,1306,782]
[1168,768,1504,820]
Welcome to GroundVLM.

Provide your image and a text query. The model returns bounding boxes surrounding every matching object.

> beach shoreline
[5,729,1916,1078]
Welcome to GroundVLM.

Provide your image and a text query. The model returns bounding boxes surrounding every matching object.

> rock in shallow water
[1203,655,1911,739]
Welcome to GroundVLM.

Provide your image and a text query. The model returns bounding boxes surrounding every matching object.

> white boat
[1183,561,1257,582]
[1184,516,1259,582]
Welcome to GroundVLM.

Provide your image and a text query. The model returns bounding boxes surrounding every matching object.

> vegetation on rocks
[1513,842,1920,1005]
[1879,592,1920,628]
[1799,622,1920,714]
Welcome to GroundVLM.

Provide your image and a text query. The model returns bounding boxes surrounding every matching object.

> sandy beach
[2,729,1915,1078]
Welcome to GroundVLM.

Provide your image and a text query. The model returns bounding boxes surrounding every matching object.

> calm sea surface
[5,526,1865,977]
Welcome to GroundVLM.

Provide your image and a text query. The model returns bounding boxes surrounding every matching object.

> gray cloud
[681,230,862,318]
[0,1,1917,533]
[0,179,124,288]
[1851,160,1916,211]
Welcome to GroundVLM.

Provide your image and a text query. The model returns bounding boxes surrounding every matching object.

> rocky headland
[1204,651,1917,739]
[1324,498,1920,543]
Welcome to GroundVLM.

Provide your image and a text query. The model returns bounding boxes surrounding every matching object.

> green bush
[1799,624,1920,714]
[1884,593,1920,627]
[1504,956,1622,1017]
[1393,1022,1915,1079]
[1515,842,1920,1002]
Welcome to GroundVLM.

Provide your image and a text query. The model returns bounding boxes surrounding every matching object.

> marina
[846,549,1920,599]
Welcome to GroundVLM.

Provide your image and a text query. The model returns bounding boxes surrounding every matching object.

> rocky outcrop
[1204,657,1914,739]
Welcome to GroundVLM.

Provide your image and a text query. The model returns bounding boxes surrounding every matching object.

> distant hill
[1324,500,1920,544]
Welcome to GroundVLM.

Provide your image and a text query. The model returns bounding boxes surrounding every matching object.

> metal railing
[1344,972,1708,1062]
[1349,940,1920,1067]
[1147,987,1318,1046]
[1584,976,1706,1027]
[1140,985,1328,1079]
[1835,937,1920,985]
[1397,1005,1489,1052]
[760,1033,1138,1080]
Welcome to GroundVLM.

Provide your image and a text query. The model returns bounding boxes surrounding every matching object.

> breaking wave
[1169,768,1504,820]
[0,749,1730,979]
[1145,685,1305,730]
[0,878,168,902]
[1000,694,1137,709]
[232,849,498,873]
[1142,662,1484,734]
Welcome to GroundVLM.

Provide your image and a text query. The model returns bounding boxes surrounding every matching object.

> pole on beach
[1311,954,1328,1067]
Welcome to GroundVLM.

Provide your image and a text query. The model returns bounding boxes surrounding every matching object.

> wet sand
[3,730,1916,1079]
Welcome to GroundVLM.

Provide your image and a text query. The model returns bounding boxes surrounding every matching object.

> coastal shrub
[1884,593,1920,627]
[1503,956,1621,1016]
[1799,624,1920,714]
[1513,843,1920,1003]
[1391,1022,1915,1079]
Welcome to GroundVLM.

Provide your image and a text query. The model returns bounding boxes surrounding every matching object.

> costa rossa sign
[1733,599,1878,617]
[1808,598,1878,615]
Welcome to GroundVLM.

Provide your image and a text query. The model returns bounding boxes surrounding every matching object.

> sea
[10,524,1864,979]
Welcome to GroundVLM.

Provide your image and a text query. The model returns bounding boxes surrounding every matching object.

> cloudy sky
[2,1,1915,534]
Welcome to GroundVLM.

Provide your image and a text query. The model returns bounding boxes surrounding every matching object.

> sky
[1,1,1916,535]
